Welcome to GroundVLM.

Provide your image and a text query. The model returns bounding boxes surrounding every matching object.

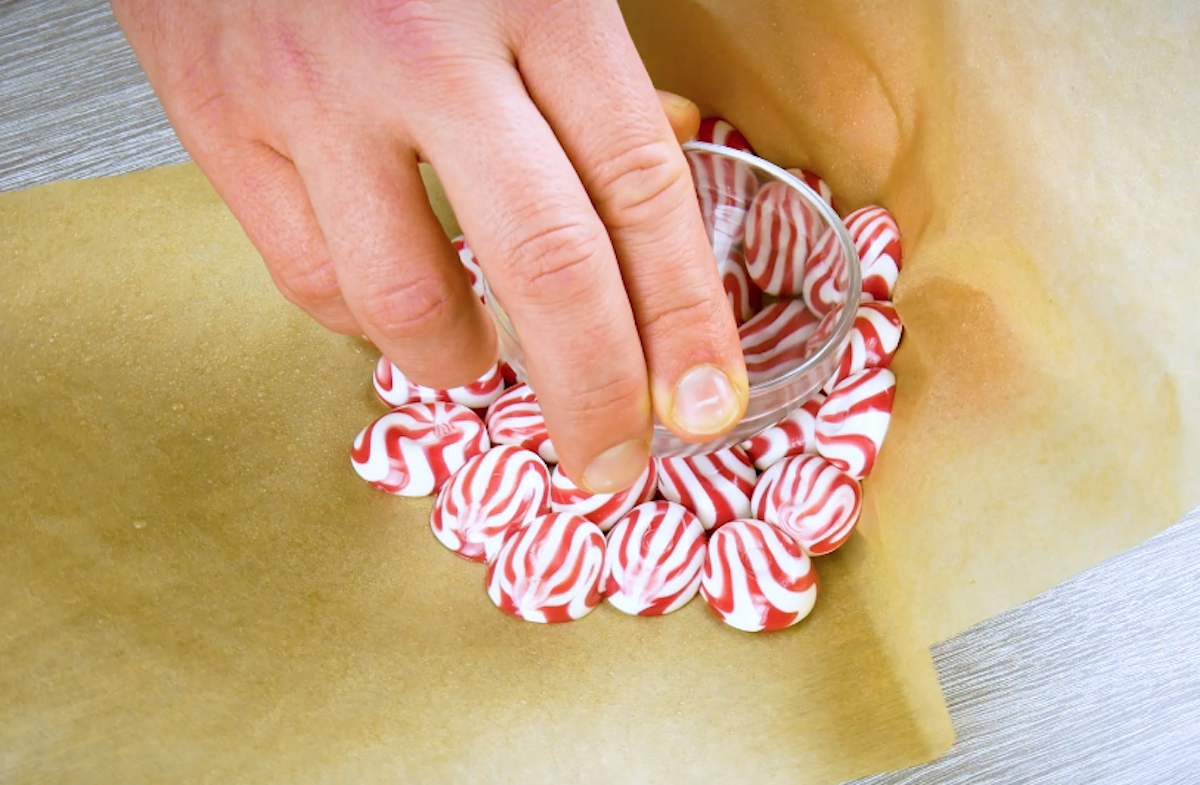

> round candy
[844,206,902,302]
[822,301,904,394]
[451,234,487,300]
[656,447,757,531]
[801,227,850,317]
[751,454,862,556]
[719,248,762,326]
[740,394,825,471]
[687,149,759,257]
[487,512,606,623]
[350,402,489,496]
[430,446,552,563]
[738,299,821,385]
[604,501,707,616]
[744,181,822,297]
[700,519,819,632]
[550,460,659,532]
[485,383,557,464]
[815,368,896,480]
[373,356,506,411]
[695,117,754,153]
[786,168,836,211]
[803,305,845,361]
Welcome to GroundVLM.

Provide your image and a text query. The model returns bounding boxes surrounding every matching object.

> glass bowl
[483,141,861,457]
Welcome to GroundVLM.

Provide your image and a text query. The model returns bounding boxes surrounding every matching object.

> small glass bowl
[483,141,861,457]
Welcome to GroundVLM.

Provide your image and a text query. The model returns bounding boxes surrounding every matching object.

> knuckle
[355,274,453,339]
[589,139,690,229]
[557,372,647,424]
[640,291,726,341]
[352,0,469,75]
[277,257,342,307]
[497,214,607,303]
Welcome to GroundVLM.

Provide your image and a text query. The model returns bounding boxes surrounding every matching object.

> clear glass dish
[483,141,861,457]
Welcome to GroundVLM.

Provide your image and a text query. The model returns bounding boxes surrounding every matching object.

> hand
[111,0,748,492]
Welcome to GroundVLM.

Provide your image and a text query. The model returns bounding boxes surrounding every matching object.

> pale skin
[110,0,749,492]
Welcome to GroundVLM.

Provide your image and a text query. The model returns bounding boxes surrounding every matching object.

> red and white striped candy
[719,248,762,326]
[350,402,489,496]
[687,149,759,255]
[815,368,896,480]
[786,168,836,211]
[751,454,862,556]
[744,182,822,297]
[700,519,819,632]
[695,117,755,153]
[374,356,506,411]
[487,512,605,623]
[451,234,487,300]
[803,305,846,361]
[844,206,902,302]
[656,447,757,531]
[823,301,904,393]
[550,460,658,532]
[739,300,821,385]
[603,501,707,616]
[740,394,825,471]
[485,383,557,464]
[802,227,851,317]
[430,446,552,563]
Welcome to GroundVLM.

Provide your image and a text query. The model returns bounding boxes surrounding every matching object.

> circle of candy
[719,248,762,326]
[738,300,821,385]
[486,383,558,464]
[695,117,755,153]
[487,512,606,623]
[373,356,506,411]
[451,235,487,301]
[350,402,489,496]
[604,501,707,617]
[700,519,819,632]
[844,206,902,302]
[687,149,759,254]
[550,461,659,532]
[815,368,896,480]
[656,447,757,531]
[430,446,552,564]
[751,454,862,556]
[801,227,850,317]
[822,301,904,394]
[744,182,822,297]
[740,393,825,471]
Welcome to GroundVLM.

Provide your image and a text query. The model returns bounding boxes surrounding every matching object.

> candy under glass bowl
[483,141,861,458]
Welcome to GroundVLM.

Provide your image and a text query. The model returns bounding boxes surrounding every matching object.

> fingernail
[671,365,741,436]
[582,439,651,495]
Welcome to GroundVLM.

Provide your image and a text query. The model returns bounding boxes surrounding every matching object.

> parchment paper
[2,2,1197,783]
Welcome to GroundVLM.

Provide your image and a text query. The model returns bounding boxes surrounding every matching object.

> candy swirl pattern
[550,461,659,532]
[695,117,755,153]
[604,501,707,616]
[801,227,850,317]
[738,300,821,385]
[373,356,506,411]
[700,519,819,632]
[430,446,552,563]
[751,454,862,556]
[451,234,487,300]
[740,394,825,471]
[744,182,821,297]
[844,206,902,302]
[719,248,762,326]
[815,368,896,480]
[350,402,489,496]
[487,512,606,623]
[823,301,904,393]
[485,383,558,464]
[656,447,757,531]
[687,149,759,255]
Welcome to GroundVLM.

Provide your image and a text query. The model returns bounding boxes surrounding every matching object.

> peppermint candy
[802,305,846,360]
[687,149,759,257]
[656,447,757,531]
[738,299,821,385]
[451,234,486,300]
[719,248,762,326]
[550,460,658,532]
[700,519,819,632]
[604,501,707,616]
[751,455,862,556]
[801,227,850,317]
[373,356,506,411]
[786,168,836,211]
[350,402,489,496]
[486,383,557,464]
[695,117,755,153]
[815,368,896,480]
[823,301,904,393]
[844,206,902,301]
[487,512,606,623]
[430,446,552,563]
[740,394,825,471]
[744,182,822,296]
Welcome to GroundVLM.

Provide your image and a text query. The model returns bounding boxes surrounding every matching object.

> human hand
[111,0,748,492]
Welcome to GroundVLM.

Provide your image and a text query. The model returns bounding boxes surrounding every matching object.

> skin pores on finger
[504,0,749,440]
